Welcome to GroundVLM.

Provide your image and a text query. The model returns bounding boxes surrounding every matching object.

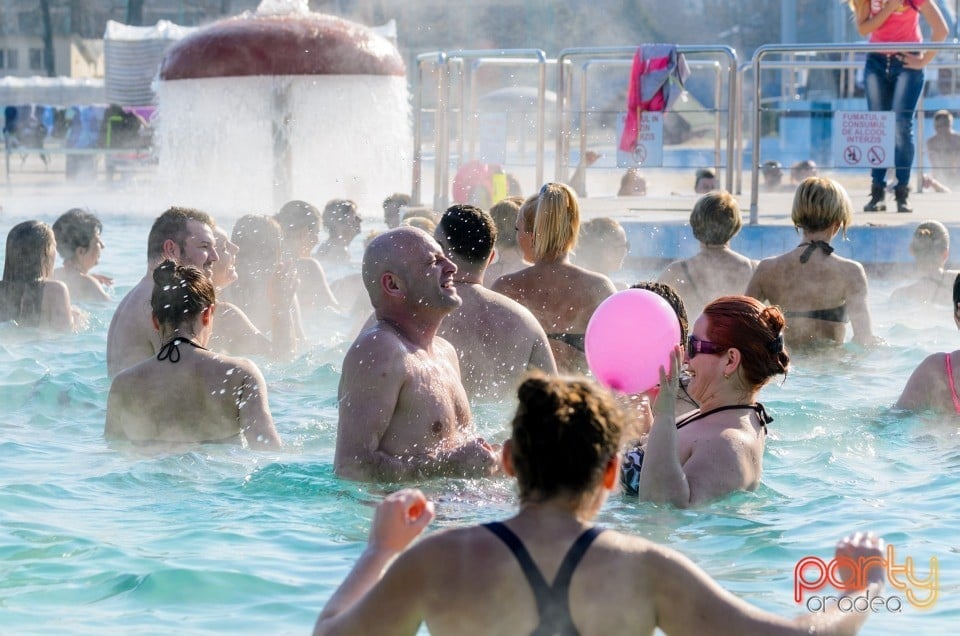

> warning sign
[831,111,894,168]
[617,112,663,168]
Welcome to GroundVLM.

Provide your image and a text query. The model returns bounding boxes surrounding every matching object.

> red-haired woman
[621,295,790,507]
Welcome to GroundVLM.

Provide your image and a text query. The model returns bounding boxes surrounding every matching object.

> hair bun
[152,259,179,287]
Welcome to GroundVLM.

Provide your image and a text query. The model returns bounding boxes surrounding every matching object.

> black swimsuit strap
[484,521,603,636]
[798,240,834,264]
[156,337,206,363]
[676,402,773,433]
[547,333,586,353]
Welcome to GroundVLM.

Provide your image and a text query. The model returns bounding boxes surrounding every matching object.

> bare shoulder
[835,255,869,285]
[213,352,264,377]
[912,351,947,381]
[434,333,457,354]
[754,253,783,272]
[43,278,70,302]
[477,285,543,329]
[217,300,260,331]
[728,250,756,268]
[108,366,136,393]
[834,253,867,273]
[659,259,684,278]
[574,265,617,296]
[491,269,526,295]
[343,324,409,369]
[298,256,326,276]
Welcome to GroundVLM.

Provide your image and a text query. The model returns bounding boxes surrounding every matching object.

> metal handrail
[572,58,724,182]
[412,49,547,211]
[412,51,446,206]
[555,45,738,192]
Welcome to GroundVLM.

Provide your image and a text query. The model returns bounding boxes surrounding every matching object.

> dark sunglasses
[686,334,726,359]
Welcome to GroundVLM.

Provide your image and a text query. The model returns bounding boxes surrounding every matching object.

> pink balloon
[585,289,681,394]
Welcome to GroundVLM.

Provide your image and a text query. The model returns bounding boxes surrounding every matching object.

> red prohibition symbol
[844,145,862,165]
[633,143,647,165]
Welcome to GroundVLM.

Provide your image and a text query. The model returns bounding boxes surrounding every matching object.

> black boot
[894,185,912,213]
[863,183,886,212]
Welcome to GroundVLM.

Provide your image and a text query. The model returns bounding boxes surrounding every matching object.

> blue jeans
[863,52,925,188]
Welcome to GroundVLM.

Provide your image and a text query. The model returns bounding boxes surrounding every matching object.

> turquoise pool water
[1,206,957,635]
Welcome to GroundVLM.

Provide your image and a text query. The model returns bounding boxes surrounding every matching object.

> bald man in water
[334,227,500,482]
[434,204,556,401]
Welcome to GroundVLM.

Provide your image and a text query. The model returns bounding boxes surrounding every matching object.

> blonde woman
[746,177,879,347]
[492,183,616,373]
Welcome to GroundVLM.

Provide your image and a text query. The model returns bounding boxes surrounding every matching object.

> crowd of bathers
[1,174,951,634]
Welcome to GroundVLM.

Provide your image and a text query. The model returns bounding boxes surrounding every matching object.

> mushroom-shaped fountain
[156,0,410,216]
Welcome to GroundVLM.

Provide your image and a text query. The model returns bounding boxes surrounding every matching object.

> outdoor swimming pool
[1,204,957,635]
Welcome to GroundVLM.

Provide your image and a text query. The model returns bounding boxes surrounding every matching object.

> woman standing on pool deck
[314,374,884,636]
[896,273,960,412]
[621,296,789,506]
[848,0,948,213]
[0,220,74,330]
[746,177,879,347]
[492,182,616,374]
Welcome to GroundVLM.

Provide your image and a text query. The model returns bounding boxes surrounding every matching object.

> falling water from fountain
[155,0,411,218]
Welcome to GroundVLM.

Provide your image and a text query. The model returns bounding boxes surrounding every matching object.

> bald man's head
[361,227,460,312]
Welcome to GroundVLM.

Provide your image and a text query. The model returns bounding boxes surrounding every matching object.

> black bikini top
[676,402,773,434]
[156,337,207,363]
[797,240,834,264]
[547,332,587,353]
[784,305,848,324]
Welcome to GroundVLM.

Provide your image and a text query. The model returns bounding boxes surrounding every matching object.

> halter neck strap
[676,403,773,434]
[798,240,834,264]
[157,337,207,363]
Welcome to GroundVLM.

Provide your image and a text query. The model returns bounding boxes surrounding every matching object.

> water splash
[256,0,309,16]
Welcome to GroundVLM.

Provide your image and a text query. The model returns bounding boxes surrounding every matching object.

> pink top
[943,352,960,414]
[869,0,924,44]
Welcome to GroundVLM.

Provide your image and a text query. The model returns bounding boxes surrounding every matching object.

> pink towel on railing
[619,44,689,152]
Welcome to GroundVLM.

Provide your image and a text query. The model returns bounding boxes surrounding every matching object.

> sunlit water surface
[1,208,958,635]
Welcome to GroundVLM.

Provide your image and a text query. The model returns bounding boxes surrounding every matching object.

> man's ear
[151,315,160,332]
[488,249,497,266]
[381,272,402,297]
[162,238,180,261]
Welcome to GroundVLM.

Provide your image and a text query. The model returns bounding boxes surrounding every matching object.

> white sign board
[477,112,507,165]
[831,111,895,169]
[617,111,664,168]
